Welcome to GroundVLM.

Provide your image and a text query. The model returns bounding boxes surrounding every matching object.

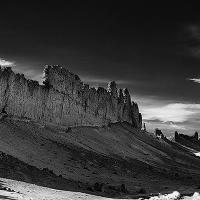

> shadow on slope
[0,152,86,192]
[0,145,164,199]
[1,118,200,198]
[0,150,150,198]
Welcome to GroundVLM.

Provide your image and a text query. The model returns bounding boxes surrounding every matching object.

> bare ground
[0,116,200,198]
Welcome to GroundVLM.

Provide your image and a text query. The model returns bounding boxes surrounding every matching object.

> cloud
[142,103,200,123]
[131,96,193,135]
[0,58,15,66]
[82,77,130,85]
[13,67,43,84]
[140,101,200,136]
[185,25,200,58]
[163,121,186,130]
[188,78,200,84]
[23,69,43,84]
[144,119,186,130]
[12,67,133,86]
[81,76,143,88]
[143,119,188,137]
[187,25,200,40]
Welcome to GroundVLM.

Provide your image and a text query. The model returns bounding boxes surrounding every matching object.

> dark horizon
[1,2,200,136]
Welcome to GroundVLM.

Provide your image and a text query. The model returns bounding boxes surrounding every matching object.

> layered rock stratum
[0,65,142,128]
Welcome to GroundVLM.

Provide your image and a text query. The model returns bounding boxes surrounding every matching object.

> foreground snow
[0,178,200,200]
[148,191,200,200]
[194,152,200,157]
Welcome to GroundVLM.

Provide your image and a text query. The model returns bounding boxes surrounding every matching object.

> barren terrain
[0,116,200,199]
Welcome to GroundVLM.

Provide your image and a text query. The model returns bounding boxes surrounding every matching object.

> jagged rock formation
[174,131,200,151]
[175,131,199,143]
[155,128,164,139]
[0,65,142,128]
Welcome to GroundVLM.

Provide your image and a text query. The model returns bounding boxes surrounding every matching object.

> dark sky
[1,2,200,135]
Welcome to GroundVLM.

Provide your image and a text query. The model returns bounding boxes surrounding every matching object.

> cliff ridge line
[0,65,142,128]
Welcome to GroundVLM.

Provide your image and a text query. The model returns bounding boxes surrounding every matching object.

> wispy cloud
[137,95,200,135]
[144,119,187,136]
[82,77,131,85]
[187,25,200,40]
[142,103,200,123]
[188,78,200,84]
[185,25,200,58]
[166,121,186,130]
[13,67,43,84]
[0,58,15,66]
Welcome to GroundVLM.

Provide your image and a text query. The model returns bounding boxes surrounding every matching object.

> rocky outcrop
[174,131,200,151]
[175,131,199,143]
[0,65,142,128]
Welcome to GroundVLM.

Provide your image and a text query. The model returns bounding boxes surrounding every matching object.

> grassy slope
[0,117,200,197]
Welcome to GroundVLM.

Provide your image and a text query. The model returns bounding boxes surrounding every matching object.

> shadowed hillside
[0,116,200,198]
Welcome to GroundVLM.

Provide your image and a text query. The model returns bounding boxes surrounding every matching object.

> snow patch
[147,191,200,200]
[194,152,200,157]
[147,191,180,200]
[186,192,200,200]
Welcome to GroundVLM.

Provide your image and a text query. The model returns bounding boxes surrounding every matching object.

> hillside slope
[0,116,200,197]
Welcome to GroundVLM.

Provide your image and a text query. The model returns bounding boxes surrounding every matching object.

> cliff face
[0,65,142,128]
[175,132,199,143]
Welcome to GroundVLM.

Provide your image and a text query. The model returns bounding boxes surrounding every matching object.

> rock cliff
[0,65,142,128]
[175,131,199,143]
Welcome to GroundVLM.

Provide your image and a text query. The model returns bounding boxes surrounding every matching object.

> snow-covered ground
[0,178,200,200]
[194,152,200,157]
[0,178,112,200]
[148,191,200,200]
[176,143,200,158]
